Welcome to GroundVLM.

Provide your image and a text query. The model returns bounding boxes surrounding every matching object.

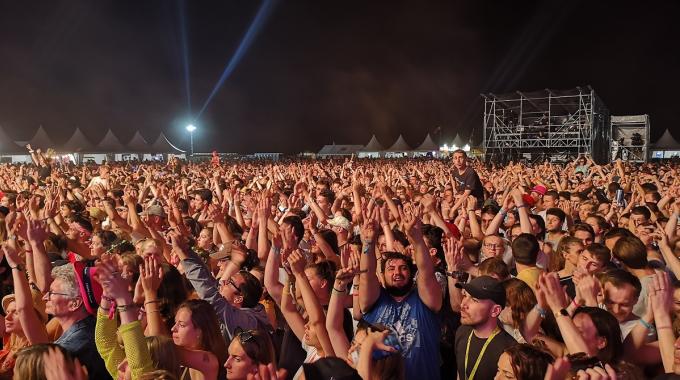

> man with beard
[453,276,516,380]
[359,209,443,380]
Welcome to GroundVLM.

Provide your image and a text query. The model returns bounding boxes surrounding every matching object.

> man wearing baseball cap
[453,276,516,380]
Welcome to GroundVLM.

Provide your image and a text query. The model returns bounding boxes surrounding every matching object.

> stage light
[186,124,196,157]
[463,144,471,152]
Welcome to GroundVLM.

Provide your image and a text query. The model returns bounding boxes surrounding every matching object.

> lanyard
[464,327,500,380]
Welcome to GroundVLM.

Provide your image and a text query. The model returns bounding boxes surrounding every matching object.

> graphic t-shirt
[362,288,441,380]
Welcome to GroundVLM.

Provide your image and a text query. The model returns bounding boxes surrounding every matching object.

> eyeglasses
[46,290,75,299]
[220,278,240,293]
[483,243,503,249]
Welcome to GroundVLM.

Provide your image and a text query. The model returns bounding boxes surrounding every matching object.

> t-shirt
[454,325,516,380]
[516,267,543,291]
[452,167,484,205]
[363,287,441,380]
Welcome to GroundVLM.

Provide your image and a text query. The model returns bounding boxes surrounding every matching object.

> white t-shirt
[293,343,321,380]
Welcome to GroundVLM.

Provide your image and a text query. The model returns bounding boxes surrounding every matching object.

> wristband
[517,204,528,209]
[144,300,160,306]
[116,304,138,313]
[571,299,581,308]
[332,287,347,294]
[534,305,547,319]
[639,318,655,332]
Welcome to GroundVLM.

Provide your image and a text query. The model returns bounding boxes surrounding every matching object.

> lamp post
[186,124,196,158]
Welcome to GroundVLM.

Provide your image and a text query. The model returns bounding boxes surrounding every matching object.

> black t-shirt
[454,324,516,380]
[560,276,576,300]
[452,167,484,205]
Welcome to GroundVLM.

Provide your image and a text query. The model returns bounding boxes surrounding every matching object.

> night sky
[1,1,678,153]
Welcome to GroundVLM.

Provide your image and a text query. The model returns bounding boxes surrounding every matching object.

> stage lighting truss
[482,88,611,164]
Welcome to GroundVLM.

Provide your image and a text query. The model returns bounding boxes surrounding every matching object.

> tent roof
[28,125,55,149]
[61,128,96,152]
[452,133,466,147]
[318,144,364,155]
[151,132,185,153]
[386,135,412,152]
[126,131,150,152]
[654,129,680,150]
[97,129,125,151]
[414,133,438,151]
[362,135,384,151]
[0,125,27,154]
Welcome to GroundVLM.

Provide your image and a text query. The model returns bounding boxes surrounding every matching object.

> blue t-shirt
[363,287,441,380]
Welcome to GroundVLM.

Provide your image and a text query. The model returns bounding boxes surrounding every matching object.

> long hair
[573,307,623,365]
[503,278,537,330]
[177,300,228,368]
[14,344,75,380]
[504,343,554,380]
[146,336,182,379]
[549,236,583,273]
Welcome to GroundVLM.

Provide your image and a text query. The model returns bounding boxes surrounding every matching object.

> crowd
[0,145,680,379]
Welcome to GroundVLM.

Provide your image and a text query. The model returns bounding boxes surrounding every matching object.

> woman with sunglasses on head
[224,328,276,380]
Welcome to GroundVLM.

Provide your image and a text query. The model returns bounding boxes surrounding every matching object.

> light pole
[186,124,196,158]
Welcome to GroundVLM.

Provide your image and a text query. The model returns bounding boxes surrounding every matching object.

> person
[359,207,443,380]
[512,233,543,291]
[454,275,516,380]
[495,343,554,380]
[452,150,484,210]
[224,328,276,380]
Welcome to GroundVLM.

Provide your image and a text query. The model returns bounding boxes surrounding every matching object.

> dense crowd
[1,145,680,379]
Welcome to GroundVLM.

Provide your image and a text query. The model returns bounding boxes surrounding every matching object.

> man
[599,269,641,338]
[451,150,484,211]
[48,263,111,379]
[612,236,658,317]
[191,188,213,222]
[177,237,271,340]
[359,213,442,380]
[544,207,568,249]
[512,233,544,291]
[454,276,516,380]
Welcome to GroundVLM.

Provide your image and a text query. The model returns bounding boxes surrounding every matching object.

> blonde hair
[147,336,182,379]
[14,344,74,380]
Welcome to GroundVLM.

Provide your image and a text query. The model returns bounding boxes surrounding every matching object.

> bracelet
[656,325,673,330]
[116,304,138,312]
[144,300,160,306]
[639,318,655,331]
[10,265,23,272]
[517,204,528,209]
[571,299,581,308]
[333,287,347,293]
[534,305,547,319]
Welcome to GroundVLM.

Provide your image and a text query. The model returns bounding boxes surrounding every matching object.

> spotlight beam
[196,0,276,118]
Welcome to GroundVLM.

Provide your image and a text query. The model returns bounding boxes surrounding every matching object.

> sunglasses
[235,328,256,345]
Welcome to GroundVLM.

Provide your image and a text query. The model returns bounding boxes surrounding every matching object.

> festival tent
[27,125,55,150]
[150,132,185,154]
[97,129,126,152]
[385,135,412,157]
[452,133,466,148]
[651,129,680,159]
[126,131,151,153]
[414,133,438,152]
[358,135,384,158]
[317,143,364,158]
[61,128,96,153]
[0,125,28,156]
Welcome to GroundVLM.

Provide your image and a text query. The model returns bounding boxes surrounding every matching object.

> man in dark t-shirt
[454,276,516,380]
[452,150,484,209]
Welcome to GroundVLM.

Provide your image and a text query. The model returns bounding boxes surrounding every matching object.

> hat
[2,289,48,323]
[455,275,506,306]
[72,261,103,315]
[302,357,362,380]
[327,215,351,231]
[531,185,547,196]
[88,207,106,222]
[142,204,166,218]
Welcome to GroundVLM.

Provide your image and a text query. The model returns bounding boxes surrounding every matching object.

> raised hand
[95,255,130,301]
[537,272,569,312]
[288,250,307,275]
[26,219,49,244]
[139,255,164,295]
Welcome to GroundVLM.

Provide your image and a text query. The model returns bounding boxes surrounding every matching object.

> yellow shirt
[516,267,543,291]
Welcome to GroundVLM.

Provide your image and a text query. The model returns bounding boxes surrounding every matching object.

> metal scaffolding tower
[482,87,611,164]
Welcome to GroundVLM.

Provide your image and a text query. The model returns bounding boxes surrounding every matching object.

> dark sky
[1,1,679,153]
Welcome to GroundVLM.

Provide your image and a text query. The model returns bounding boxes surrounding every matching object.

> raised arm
[26,220,53,293]
[358,209,381,313]
[290,251,334,357]
[326,265,357,360]
[140,255,168,337]
[403,205,442,312]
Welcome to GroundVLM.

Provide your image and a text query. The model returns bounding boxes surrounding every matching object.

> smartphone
[615,189,625,206]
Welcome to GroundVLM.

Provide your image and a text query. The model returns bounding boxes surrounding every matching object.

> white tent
[414,133,438,151]
[126,131,151,153]
[27,125,55,150]
[150,132,185,154]
[358,135,384,158]
[97,129,125,152]
[652,129,680,159]
[452,133,465,148]
[386,135,412,152]
[317,144,364,158]
[0,125,28,159]
[61,128,96,152]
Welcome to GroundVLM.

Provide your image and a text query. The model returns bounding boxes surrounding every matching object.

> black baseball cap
[455,275,506,306]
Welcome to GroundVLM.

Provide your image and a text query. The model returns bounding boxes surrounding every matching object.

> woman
[171,300,228,380]
[499,279,539,343]
[549,236,584,298]
[13,343,81,380]
[90,230,119,257]
[224,329,276,380]
[495,344,554,380]
[0,291,47,378]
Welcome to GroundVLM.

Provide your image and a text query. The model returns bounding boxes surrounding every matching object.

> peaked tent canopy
[654,129,680,150]
[362,135,384,151]
[318,144,364,156]
[386,135,412,152]
[0,125,27,154]
[150,132,185,154]
[61,128,96,153]
[126,131,151,153]
[414,133,438,151]
[452,133,465,148]
[97,129,125,152]
[27,125,55,150]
